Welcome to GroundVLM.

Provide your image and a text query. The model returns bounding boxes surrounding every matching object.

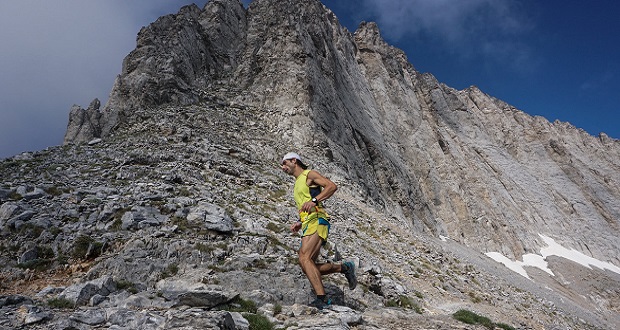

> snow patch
[485,234,620,279]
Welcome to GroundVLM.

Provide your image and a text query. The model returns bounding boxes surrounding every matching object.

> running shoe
[309,297,331,310]
[342,261,357,290]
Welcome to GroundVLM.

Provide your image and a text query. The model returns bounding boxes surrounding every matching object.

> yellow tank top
[294,170,329,223]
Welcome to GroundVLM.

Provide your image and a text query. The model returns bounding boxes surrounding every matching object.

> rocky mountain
[2,0,619,329]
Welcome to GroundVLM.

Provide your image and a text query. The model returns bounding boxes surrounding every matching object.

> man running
[281,152,357,309]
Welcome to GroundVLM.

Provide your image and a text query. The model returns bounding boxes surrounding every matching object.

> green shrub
[72,235,104,259]
[116,280,139,294]
[9,191,23,200]
[44,186,65,196]
[273,304,282,316]
[195,242,214,253]
[226,296,258,313]
[265,222,281,233]
[243,313,274,330]
[47,297,74,309]
[17,259,53,271]
[160,263,179,279]
[452,309,513,329]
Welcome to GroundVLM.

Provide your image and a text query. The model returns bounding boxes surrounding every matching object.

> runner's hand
[301,201,317,213]
[290,221,302,233]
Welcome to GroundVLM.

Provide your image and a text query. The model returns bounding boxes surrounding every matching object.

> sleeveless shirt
[294,169,329,222]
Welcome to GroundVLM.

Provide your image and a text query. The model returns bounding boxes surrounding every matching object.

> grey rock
[23,187,45,200]
[0,295,33,307]
[0,188,12,200]
[121,206,167,230]
[70,308,107,325]
[0,203,21,221]
[186,202,234,233]
[36,286,65,297]
[230,311,250,330]
[176,290,236,308]
[59,276,117,306]
[23,305,53,325]
[5,210,35,229]
[64,103,102,144]
[19,248,39,263]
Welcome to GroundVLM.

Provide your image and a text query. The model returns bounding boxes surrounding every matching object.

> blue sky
[1,0,618,159]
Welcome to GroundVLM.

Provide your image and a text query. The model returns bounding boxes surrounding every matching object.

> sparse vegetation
[273,304,282,316]
[8,191,23,200]
[218,297,274,330]
[195,242,214,253]
[47,297,74,309]
[385,295,423,314]
[72,235,104,259]
[17,258,53,271]
[453,309,515,330]
[468,291,482,303]
[222,296,258,313]
[266,221,281,233]
[116,280,139,294]
[243,313,274,330]
[160,263,179,279]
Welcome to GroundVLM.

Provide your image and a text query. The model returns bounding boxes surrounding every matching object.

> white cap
[282,152,302,164]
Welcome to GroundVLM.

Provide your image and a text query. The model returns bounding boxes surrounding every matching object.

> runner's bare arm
[307,170,337,202]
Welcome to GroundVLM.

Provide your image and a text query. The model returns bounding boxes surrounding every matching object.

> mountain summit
[2,0,618,328]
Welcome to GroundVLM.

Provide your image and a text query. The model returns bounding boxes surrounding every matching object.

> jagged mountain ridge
[2,0,618,328]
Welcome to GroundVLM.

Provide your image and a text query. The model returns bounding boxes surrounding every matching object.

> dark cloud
[0,1,205,159]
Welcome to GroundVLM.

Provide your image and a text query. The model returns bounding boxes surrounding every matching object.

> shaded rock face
[3,0,612,328]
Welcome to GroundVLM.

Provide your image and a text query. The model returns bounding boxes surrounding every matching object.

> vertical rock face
[63,0,620,268]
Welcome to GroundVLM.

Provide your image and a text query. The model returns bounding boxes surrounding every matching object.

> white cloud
[359,0,534,65]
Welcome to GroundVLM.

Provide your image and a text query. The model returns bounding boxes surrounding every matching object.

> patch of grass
[47,297,74,309]
[160,263,179,279]
[243,313,274,330]
[17,259,53,271]
[195,242,214,253]
[453,309,514,330]
[8,191,23,200]
[116,280,139,294]
[496,323,516,330]
[63,216,80,223]
[49,226,62,237]
[18,223,45,238]
[265,222,281,233]
[222,296,258,313]
[468,291,482,303]
[273,304,282,316]
[270,188,288,200]
[177,187,192,197]
[72,235,104,259]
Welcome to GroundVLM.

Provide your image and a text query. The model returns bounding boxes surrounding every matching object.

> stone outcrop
[4,0,620,329]
[63,99,102,144]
